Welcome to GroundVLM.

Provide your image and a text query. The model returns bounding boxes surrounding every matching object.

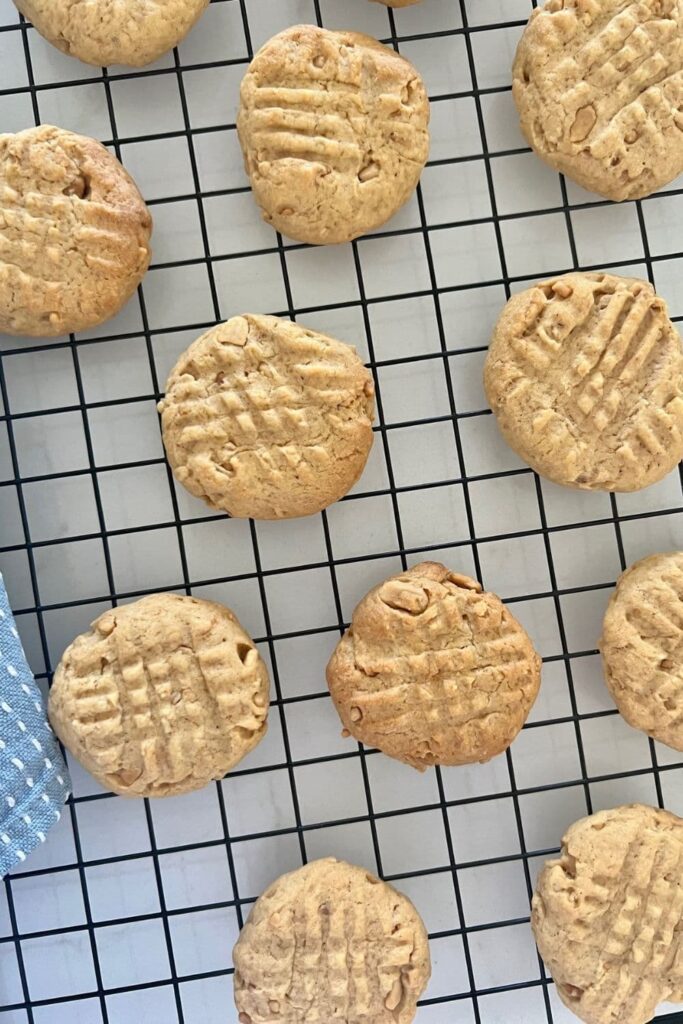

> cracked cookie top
[14,0,209,68]
[236,24,430,244]
[326,562,541,769]
[484,272,683,492]
[0,124,151,338]
[159,314,375,520]
[532,803,683,1024]
[233,858,431,1024]
[513,0,683,200]
[49,593,270,797]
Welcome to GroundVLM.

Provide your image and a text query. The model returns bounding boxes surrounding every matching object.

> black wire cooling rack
[1,1,683,1022]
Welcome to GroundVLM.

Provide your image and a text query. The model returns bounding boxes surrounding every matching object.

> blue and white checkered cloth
[0,572,70,876]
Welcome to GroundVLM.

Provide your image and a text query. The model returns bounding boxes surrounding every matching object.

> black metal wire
[1,1,682,1021]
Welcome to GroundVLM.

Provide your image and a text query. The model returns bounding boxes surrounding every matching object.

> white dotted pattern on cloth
[0,572,70,873]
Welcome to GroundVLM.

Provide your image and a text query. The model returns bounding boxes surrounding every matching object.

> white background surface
[1,1,683,1022]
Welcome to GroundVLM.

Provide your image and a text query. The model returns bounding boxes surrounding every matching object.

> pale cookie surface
[484,272,683,491]
[0,125,151,338]
[326,562,541,769]
[159,314,375,520]
[600,552,683,750]
[14,0,209,67]
[237,24,430,244]
[49,593,269,797]
[532,804,683,1024]
[233,858,431,1024]
[513,0,683,201]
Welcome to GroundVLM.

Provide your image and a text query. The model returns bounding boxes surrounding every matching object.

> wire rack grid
[1,0,683,1022]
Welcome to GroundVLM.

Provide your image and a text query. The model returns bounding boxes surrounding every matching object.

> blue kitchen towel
[0,572,70,876]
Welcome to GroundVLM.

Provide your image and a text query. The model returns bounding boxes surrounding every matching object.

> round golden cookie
[14,0,209,68]
[236,24,430,245]
[326,562,542,769]
[159,314,375,520]
[484,272,683,492]
[0,125,151,338]
[532,803,683,1024]
[600,551,683,750]
[513,0,683,201]
[233,858,431,1024]
[49,593,269,797]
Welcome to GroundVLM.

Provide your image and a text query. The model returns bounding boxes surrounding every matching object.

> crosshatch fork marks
[484,272,683,491]
[0,125,151,337]
[233,859,431,1024]
[159,314,375,520]
[533,805,683,1024]
[327,563,541,770]
[513,0,683,200]
[236,24,430,243]
[601,552,683,753]
[47,593,269,797]
[1,2,683,1022]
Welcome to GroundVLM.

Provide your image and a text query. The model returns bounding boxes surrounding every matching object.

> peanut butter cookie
[49,593,269,797]
[159,314,375,520]
[533,803,683,1024]
[326,562,542,769]
[513,0,683,201]
[484,272,683,491]
[601,551,683,750]
[233,858,431,1024]
[0,125,151,338]
[237,24,430,244]
[14,0,209,68]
